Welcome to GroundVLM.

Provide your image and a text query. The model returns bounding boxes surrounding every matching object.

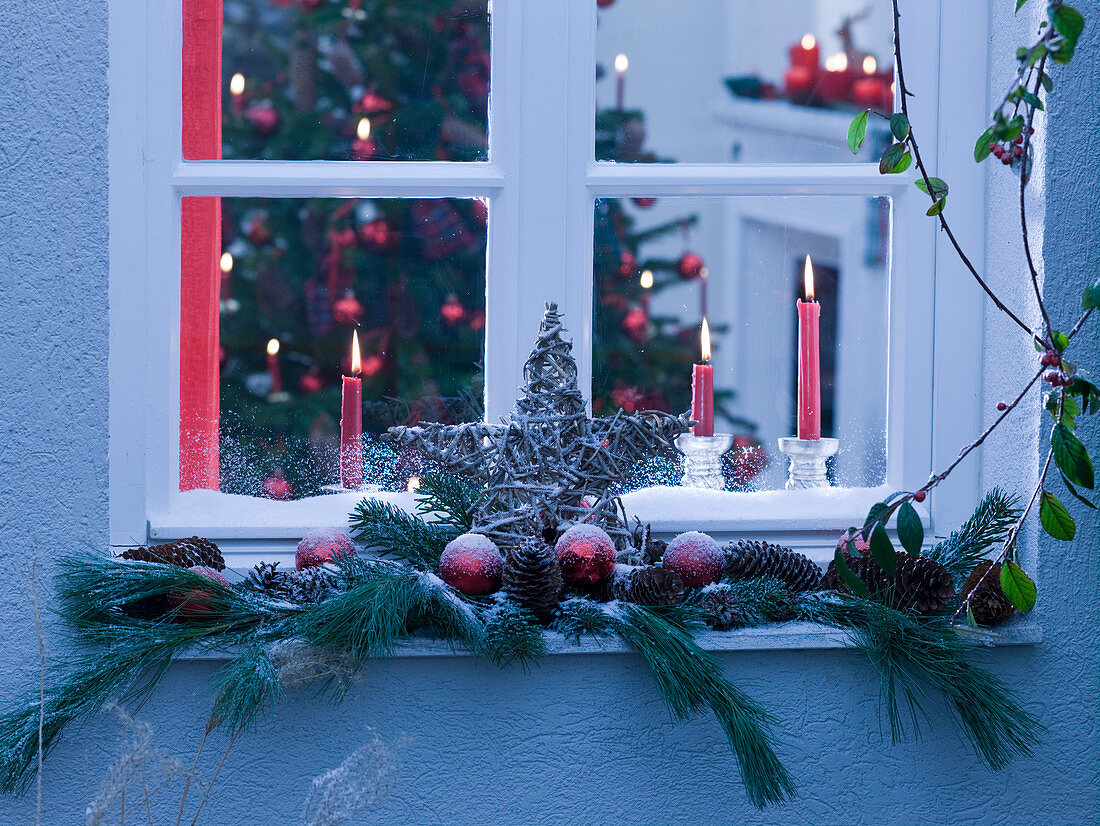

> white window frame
[109,0,990,564]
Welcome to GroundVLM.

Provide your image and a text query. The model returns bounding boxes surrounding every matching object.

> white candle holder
[676,433,733,490]
[777,437,838,489]
[321,483,383,494]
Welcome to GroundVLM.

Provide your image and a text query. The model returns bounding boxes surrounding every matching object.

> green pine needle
[209,639,283,732]
[348,498,459,570]
[797,591,1041,770]
[714,578,795,626]
[414,472,484,532]
[925,488,1020,582]
[481,599,547,669]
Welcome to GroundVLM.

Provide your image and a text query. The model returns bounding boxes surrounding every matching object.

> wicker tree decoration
[388,302,691,549]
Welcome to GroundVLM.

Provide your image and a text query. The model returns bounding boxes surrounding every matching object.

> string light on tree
[229,71,245,113]
[352,116,376,159]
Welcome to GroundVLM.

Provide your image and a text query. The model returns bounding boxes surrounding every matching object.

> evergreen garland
[347,498,457,570]
[414,472,483,533]
[924,487,1020,583]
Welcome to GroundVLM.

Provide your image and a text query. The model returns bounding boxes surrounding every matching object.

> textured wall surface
[0,2,1097,824]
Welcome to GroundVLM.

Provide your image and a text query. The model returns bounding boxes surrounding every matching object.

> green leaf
[1039,491,1076,540]
[1052,422,1094,488]
[974,126,996,162]
[890,113,910,141]
[914,176,949,199]
[1000,561,1037,612]
[1050,5,1085,64]
[966,603,978,628]
[1020,90,1044,111]
[833,549,871,597]
[1082,277,1100,310]
[1048,392,1079,428]
[1026,44,1048,67]
[1051,330,1069,353]
[1016,0,1029,11]
[896,502,924,555]
[847,110,870,154]
[862,502,889,537]
[1061,472,1097,509]
[926,197,947,216]
[879,142,910,174]
[1039,71,1053,93]
[870,523,897,577]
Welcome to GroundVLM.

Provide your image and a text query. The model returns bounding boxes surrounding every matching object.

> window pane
[595,1,894,163]
[181,196,487,499]
[593,195,889,491]
[185,0,490,161]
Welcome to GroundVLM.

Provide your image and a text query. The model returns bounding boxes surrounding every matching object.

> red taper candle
[265,338,283,395]
[340,330,363,489]
[797,255,821,440]
[789,33,820,70]
[691,318,715,437]
[614,53,628,110]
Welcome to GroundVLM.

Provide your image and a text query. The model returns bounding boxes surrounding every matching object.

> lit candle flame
[803,255,815,301]
[356,117,371,141]
[614,53,629,74]
[862,55,877,74]
[825,53,848,72]
[350,329,362,375]
[219,252,233,273]
[801,33,816,50]
[639,269,653,289]
[229,72,245,96]
[700,317,711,363]
[266,338,280,356]
[407,475,421,493]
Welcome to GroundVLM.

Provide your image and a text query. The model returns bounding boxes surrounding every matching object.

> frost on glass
[204,196,487,499]
[595,0,894,163]
[593,195,890,492]
[194,0,489,161]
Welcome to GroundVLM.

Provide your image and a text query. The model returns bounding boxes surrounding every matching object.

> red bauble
[262,471,293,501]
[729,435,766,485]
[361,353,385,377]
[618,250,636,278]
[359,218,395,251]
[244,103,279,136]
[469,311,486,331]
[298,371,325,394]
[611,385,645,413]
[597,0,616,7]
[357,91,393,115]
[621,306,648,342]
[555,524,616,585]
[332,294,364,325]
[172,566,230,619]
[632,197,656,209]
[246,215,271,246]
[440,294,466,326]
[439,533,503,596]
[471,199,488,228]
[677,251,705,280]
[296,528,357,570]
[662,531,722,588]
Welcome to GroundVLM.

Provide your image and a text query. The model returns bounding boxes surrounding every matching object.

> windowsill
[149,485,916,566]
[174,617,1041,661]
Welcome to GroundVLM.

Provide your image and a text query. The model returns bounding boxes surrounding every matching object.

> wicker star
[388,302,690,549]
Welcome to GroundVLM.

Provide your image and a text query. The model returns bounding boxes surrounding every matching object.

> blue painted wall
[0,2,1096,823]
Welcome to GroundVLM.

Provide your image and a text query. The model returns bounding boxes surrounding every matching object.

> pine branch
[209,640,283,733]
[797,592,1041,769]
[924,488,1020,583]
[481,599,547,669]
[347,499,459,570]
[711,578,796,627]
[413,472,483,532]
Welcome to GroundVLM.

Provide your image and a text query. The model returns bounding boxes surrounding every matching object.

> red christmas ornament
[621,306,649,342]
[359,218,395,251]
[171,566,231,619]
[296,528,357,570]
[262,471,294,501]
[677,251,705,280]
[611,385,646,413]
[356,90,393,115]
[440,294,466,326]
[332,294,364,325]
[244,103,279,136]
[662,531,722,588]
[298,371,325,394]
[469,311,486,331]
[555,525,616,585]
[618,250,636,278]
[471,199,488,228]
[360,353,385,377]
[597,0,616,7]
[632,197,657,209]
[246,215,271,246]
[729,435,766,485]
[439,533,504,596]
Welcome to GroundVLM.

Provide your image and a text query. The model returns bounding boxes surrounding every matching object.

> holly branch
[840,0,1097,624]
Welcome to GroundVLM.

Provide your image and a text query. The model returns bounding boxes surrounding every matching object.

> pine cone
[723,540,821,592]
[610,566,685,606]
[247,561,292,599]
[247,562,335,604]
[289,39,317,113]
[703,588,743,631]
[122,537,225,571]
[325,38,363,88]
[960,561,1015,626]
[502,538,563,624]
[823,551,955,614]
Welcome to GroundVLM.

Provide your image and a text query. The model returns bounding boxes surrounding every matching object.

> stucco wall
[0,2,1096,824]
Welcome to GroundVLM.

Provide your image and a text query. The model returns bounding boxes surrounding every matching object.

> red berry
[1040,351,1061,367]
[991,144,1003,157]
[996,401,1008,411]
[1013,135,1024,145]
[1013,146,1024,158]
[1001,155,1012,165]
[1045,370,1069,386]
[662,531,723,588]
[912,490,926,503]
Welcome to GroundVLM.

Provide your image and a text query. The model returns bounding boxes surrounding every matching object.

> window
[110,1,989,565]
